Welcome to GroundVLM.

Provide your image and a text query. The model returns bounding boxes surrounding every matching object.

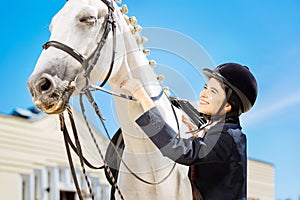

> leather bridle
[43,1,176,200]
[43,1,116,89]
[44,1,123,199]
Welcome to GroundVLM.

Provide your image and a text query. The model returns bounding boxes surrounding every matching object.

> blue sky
[1,0,300,199]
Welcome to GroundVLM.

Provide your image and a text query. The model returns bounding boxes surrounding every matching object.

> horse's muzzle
[27,73,75,114]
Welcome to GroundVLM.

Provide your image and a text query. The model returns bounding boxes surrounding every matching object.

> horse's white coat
[28,0,193,199]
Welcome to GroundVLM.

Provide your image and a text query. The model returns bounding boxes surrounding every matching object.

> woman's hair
[223,84,243,124]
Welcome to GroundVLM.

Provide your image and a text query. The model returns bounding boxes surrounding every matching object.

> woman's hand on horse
[120,79,143,95]
[120,79,155,112]
[182,115,201,138]
[182,115,198,131]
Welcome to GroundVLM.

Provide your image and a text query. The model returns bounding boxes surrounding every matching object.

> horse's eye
[79,16,98,26]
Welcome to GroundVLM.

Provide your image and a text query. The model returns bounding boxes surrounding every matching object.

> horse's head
[27,0,127,114]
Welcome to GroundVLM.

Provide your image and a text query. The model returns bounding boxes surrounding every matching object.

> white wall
[0,112,110,200]
[0,172,20,200]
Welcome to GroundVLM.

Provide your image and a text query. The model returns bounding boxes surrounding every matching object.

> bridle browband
[43,2,116,88]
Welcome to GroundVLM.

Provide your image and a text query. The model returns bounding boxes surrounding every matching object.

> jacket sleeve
[135,107,233,166]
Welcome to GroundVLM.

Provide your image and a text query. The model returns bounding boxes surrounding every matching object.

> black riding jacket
[135,107,247,200]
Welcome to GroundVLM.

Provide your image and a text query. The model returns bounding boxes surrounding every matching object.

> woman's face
[198,78,228,116]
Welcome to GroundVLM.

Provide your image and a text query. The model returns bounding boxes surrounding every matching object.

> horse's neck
[109,49,185,149]
[108,14,161,95]
[106,5,185,150]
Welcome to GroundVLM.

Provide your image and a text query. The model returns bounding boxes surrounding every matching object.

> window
[20,166,109,200]
[34,170,42,200]
[60,190,76,200]
[20,174,32,200]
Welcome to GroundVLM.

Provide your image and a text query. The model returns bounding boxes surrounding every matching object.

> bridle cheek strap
[42,6,116,89]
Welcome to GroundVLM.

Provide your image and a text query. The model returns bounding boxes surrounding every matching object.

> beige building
[0,107,274,200]
[248,159,275,200]
[0,108,110,200]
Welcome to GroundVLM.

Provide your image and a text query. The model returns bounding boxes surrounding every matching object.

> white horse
[27,0,192,199]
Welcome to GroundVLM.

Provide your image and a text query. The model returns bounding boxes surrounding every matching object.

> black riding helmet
[203,63,258,114]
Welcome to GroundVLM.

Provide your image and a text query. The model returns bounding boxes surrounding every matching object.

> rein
[58,88,177,200]
[82,89,178,185]
[46,1,126,199]
[59,106,125,200]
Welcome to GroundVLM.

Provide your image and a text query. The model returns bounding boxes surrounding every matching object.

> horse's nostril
[40,78,52,92]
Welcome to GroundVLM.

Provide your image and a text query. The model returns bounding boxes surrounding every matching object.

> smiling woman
[198,78,229,116]
[122,62,258,199]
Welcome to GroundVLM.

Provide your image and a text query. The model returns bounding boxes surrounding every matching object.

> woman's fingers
[120,79,142,94]
[182,115,197,131]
